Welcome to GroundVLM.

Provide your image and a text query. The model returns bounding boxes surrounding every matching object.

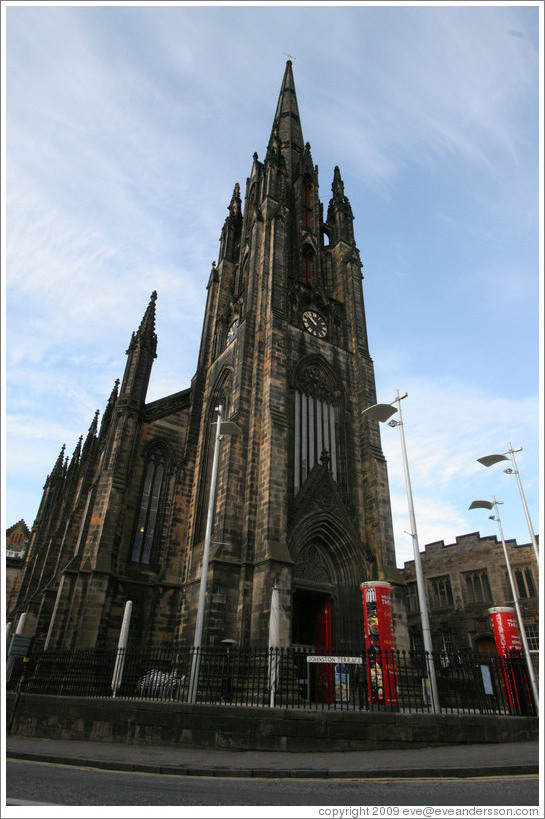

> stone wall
[7,693,538,752]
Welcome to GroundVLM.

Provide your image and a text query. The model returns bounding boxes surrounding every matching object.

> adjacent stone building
[8,62,407,653]
[400,531,539,663]
[5,520,30,613]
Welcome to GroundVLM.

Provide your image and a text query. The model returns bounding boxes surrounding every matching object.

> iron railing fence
[6,645,537,717]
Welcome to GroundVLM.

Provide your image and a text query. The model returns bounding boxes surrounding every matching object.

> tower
[179,61,403,651]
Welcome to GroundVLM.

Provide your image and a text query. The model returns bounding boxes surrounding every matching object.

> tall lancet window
[131,448,165,564]
[293,360,339,494]
[302,244,314,286]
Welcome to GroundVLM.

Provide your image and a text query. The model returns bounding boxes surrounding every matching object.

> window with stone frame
[429,575,454,609]
[463,570,492,604]
[513,566,537,599]
[406,582,419,613]
[410,629,424,652]
[131,447,165,564]
[525,623,539,651]
[440,629,455,653]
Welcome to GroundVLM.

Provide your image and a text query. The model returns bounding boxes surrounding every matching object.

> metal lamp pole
[187,405,241,704]
[469,497,539,712]
[362,389,440,713]
[477,444,539,562]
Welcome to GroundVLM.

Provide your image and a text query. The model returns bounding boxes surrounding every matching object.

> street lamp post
[362,389,440,713]
[477,444,538,562]
[469,497,539,712]
[187,405,241,704]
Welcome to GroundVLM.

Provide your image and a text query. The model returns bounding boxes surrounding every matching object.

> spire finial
[99,379,120,439]
[270,58,304,179]
[134,291,158,347]
[71,436,83,460]
[51,444,67,479]
[80,410,99,463]
[332,166,344,195]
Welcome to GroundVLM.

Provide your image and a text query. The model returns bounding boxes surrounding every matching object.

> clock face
[302,310,327,338]
[227,320,239,344]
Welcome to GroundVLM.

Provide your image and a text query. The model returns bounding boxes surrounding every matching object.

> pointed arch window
[302,177,313,231]
[131,449,165,564]
[294,360,340,494]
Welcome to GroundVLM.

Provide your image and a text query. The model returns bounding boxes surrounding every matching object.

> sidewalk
[5,735,540,779]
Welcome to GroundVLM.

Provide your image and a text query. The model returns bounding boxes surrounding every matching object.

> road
[5,760,540,808]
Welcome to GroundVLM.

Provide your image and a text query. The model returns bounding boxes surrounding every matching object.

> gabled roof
[6,519,30,538]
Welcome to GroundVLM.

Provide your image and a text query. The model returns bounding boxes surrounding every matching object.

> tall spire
[132,290,158,353]
[121,292,158,401]
[269,60,305,179]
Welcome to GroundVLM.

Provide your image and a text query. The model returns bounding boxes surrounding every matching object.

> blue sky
[2,1,542,569]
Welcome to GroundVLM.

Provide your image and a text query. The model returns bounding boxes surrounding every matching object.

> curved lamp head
[362,403,397,423]
[469,500,494,511]
[477,454,508,468]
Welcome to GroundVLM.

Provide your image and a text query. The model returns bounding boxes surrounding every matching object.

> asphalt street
[5,759,541,807]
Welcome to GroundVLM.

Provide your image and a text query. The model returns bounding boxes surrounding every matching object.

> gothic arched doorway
[292,586,333,703]
[292,587,332,651]
[289,511,371,651]
[475,635,496,655]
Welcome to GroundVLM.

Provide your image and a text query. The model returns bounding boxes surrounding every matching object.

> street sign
[306,655,362,664]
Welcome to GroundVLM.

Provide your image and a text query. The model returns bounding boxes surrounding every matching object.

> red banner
[360,582,398,706]
[488,606,529,713]
[489,607,522,654]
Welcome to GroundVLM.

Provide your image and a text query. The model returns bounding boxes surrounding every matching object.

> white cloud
[391,492,470,568]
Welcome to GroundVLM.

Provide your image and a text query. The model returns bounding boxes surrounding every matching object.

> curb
[6,751,539,779]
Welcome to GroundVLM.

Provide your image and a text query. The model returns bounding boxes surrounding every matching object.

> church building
[9,62,406,654]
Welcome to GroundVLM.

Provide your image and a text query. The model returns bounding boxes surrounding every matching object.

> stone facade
[8,62,406,654]
[400,531,539,658]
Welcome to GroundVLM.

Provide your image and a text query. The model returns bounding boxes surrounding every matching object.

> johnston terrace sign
[307,655,362,664]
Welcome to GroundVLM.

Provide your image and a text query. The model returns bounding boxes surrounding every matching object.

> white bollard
[111,601,132,697]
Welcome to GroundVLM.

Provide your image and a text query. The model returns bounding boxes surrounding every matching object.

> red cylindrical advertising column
[360,581,399,707]
[488,606,529,713]
[489,607,522,654]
